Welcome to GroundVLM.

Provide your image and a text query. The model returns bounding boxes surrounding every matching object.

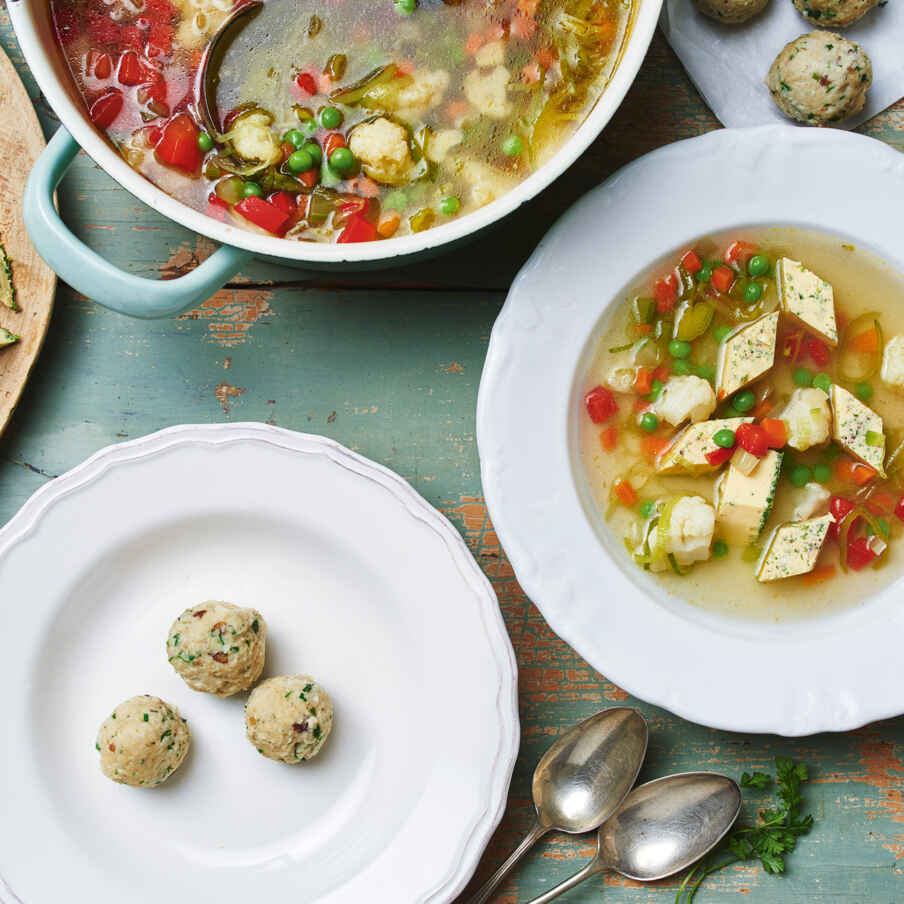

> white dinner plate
[477,124,904,737]
[0,423,518,903]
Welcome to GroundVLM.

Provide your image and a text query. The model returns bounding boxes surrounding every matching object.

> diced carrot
[680,250,702,274]
[521,62,542,84]
[723,240,756,265]
[653,273,678,313]
[634,397,650,412]
[464,32,485,54]
[613,478,638,507]
[849,326,879,353]
[852,463,878,486]
[518,0,540,13]
[835,459,877,486]
[396,58,415,76]
[600,425,618,451]
[803,564,836,585]
[510,13,537,39]
[866,491,897,516]
[642,435,669,462]
[484,24,505,41]
[653,364,670,383]
[377,212,400,238]
[633,366,653,395]
[634,322,653,336]
[711,265,734,294]
[760,418,787,449]
[752,398,774,419]
[535,47,556,69]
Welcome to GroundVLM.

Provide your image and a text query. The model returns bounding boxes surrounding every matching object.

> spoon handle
[520,860,606,904]
[467,820,550,904]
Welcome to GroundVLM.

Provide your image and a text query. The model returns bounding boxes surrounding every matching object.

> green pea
[197,132,214,152]
[502,135,524,156]
[813,462,831,483]
[744,281,762,304]
[813,373,832,393]
[301,141,322,164]
[241,182,263,198]
[639,499,655,519]
[747,254,770,277]
[713,540,729,559]
[713,324,732,343]
[439,196,460,216]
[732,389,755,412]
[669,339,692,359]
[283,129,306,149]
[648,379,664,402]
[672,359,692,376]
[329,147,356,172]
[640,412,659,432]
[287,149,314,172]
[856,381,874,401]
[793,367,812,387]
[694,364,716,383]
[790,464,812,488]
[394,0,416,13]
[383,189,408,212]
[319,106,342,129]
[713,428,736,449]
[695,265,712,284]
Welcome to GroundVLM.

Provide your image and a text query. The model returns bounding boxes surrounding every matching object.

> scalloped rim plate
[477,125,904,737]
[0,423,518,903]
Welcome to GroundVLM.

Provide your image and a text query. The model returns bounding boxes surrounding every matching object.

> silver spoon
[523,772,742,904]
[468,707,648,904]
[193,0,263,134]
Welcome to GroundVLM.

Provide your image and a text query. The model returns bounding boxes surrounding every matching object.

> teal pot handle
[24,127,253,319]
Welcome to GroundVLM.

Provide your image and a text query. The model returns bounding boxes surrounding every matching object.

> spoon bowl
[468,707,648,904]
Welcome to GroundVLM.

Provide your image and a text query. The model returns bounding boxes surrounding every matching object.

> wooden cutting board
[0,46,55,436]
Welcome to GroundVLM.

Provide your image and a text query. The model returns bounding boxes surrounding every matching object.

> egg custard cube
[714,450,783,546]
[656,417,754,475]
[715,311,779,401]
[777,258,838,346]
[830,384,886,477]
[756,513,834,582]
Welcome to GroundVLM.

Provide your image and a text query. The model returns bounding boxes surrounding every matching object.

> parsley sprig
[675,756,814,903]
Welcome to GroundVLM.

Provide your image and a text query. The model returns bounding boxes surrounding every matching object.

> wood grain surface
[0,44,55,437]
[1,8,904,902]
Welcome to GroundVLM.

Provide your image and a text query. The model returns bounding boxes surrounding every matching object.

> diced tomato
[803,564,836,585]
[584,385,618,424]
[642,434,670,462]
[735,423,769,458]
[87,50,113,80]
[759,418,787,449]
[705,445,735,468]
[298,170,319,188]
[723,240,756,267]
[295,71,318,96]
[711,265,734,294]
[835,459,877,487]
[234,196,290,234]
[207,192,229,211]
[338,197,370,218]
[89,88,123,129]
[337,213,377,243]
[680,250,702,274]
[805,337,831,367]
[599,425,618,451]
[633,366,653,395]
[268,191,296,216]
[323,132,346,158]
[653,273,678,313]
[137,77,167,106]
[896,497,904,523]
[155,113,201,173]
[847,536,877,571]
[117,50,143,86]
[829,496,856,540]
[652,363,670,383]
[613,477,638,507]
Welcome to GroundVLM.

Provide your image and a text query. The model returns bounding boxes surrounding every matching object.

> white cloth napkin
[660,0,904,129]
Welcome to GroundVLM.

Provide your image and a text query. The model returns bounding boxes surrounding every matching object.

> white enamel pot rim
[9,0,663,267]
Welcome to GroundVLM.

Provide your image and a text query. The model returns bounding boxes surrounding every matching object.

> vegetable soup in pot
[580,228,904,621]
[49,0,634,243]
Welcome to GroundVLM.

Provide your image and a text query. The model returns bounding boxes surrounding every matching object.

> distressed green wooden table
[3,11,904,900]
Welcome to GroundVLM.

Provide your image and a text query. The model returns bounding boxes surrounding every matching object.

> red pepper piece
[828,496,856,541]
[296,72,318,96]
[735,423,769,458]
[155,113,201,173]
[235,196,291,234]
[653,273,678,313]
[711,265,734,294]
[584,385,618,424]
[337,213,377,243]
[117,50,143,86]
[681,250,702,274]
[846,536,877,571]
[705,445,735,468]
[89,88,123,128]
[805,337,831,367]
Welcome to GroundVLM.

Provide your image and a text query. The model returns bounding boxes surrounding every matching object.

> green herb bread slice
[0,241,16,311]
[0,326,19,348]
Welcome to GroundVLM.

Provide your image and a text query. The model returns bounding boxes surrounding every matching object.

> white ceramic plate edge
[0,423,519,903]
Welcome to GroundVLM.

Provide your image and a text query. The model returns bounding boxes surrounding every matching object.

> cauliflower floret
[348,117,412,185]
[228,111,280,165]
[459,159,517,208]
[605,363,635,394]
[642,496,715,572]
[426,128,463,164]
[881,335,904,392]
[463,66,512,119]
[791,482,832,522]
[781,387,831,451]
[369,70,450,123]
[649,376,716,427]
[474,40,506,68]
